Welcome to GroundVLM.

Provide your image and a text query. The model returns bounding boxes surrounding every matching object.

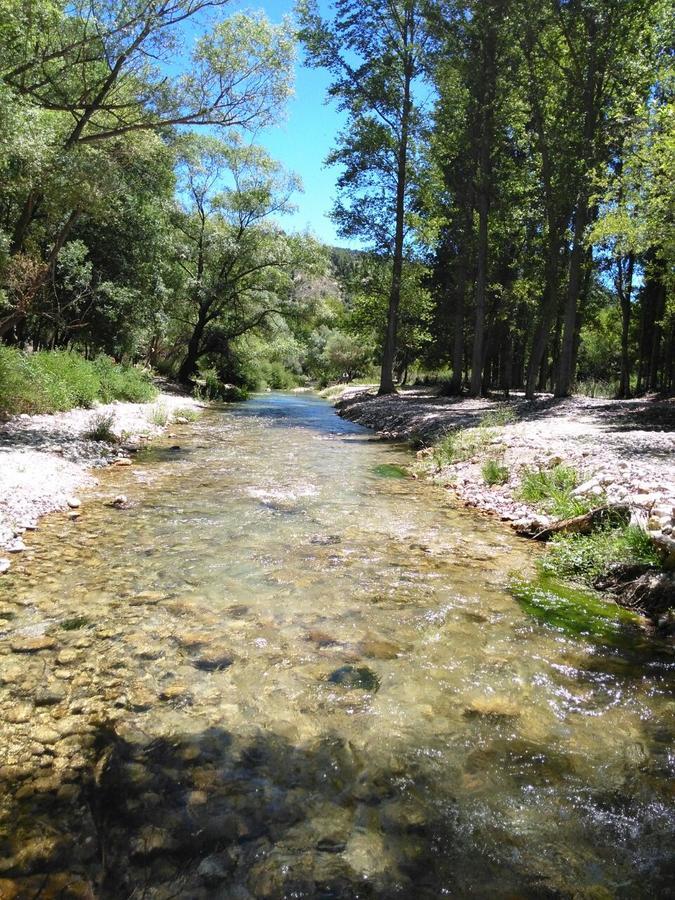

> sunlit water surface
[0,393,673,898]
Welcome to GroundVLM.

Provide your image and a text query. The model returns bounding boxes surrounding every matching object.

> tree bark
[379,24,414,396]
[555,16,598,398]
[469,7,497,397]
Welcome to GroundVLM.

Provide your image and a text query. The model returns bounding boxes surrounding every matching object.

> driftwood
[533,504,630,541]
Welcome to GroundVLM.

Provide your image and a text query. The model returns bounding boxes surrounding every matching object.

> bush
[482,459,509,485]
[92,356,156,403]
[541,524,663,583]
[518,464,597,519]
[0,347,157,415]
[83,412,117,442]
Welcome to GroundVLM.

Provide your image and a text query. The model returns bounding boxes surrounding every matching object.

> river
[0,392,673,898]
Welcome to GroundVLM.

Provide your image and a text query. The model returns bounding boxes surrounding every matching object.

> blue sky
[229,1,350,247]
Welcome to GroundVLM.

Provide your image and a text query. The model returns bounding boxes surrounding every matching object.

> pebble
[0,558,10,575]
[66,497,81,509]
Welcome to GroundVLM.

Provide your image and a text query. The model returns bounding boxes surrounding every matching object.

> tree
[171,135,301,383]
[298,0,429,394]
[0,0,295,338]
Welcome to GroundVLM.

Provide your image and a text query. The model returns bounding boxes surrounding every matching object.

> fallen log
[533,504,630,541]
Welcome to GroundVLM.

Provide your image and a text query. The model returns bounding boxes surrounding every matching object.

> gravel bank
[0,391,203,562]
[334,386,675,570]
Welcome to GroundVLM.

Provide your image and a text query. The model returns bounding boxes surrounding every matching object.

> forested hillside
[1,0,673,403]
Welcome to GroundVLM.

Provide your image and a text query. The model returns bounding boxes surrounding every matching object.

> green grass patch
[373,463,408,478]
[431,425,497,466]
[517,464,599,519]
[510,575,644,639]
[0,346,157,415]
[482,459,509,486]
[480,406,517,427]
[541,524,663,583]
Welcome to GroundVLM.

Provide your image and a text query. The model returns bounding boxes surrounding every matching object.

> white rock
[7,538,26,553]
[67,496,81,509]
[0,559,10,575]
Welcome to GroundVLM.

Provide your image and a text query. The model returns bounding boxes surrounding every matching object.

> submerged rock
[327,665,380,692]
[359,633,402,660]
[191,652,234,672]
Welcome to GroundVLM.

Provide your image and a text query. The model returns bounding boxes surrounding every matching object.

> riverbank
[333,386,675,619]
[0,391,203,565]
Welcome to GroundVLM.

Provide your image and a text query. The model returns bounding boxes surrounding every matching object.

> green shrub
[31,350,100,408]
[0,347,157,415]
[196,369,249,402]
[541,524,663,583]
[482,459,509,485]
[92,356,156,403]
[83,412,117,443]
[517,464,597,519]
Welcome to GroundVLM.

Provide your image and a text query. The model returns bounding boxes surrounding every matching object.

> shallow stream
[0,393,673,898]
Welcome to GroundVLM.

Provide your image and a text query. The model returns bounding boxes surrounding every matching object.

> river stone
[191,652,234,672]
[327,665,380,692]
[5,703,33,724]
[359,634,402,660]
[463,696,521,719]
[0,558,10,575]
[66,497,81,509]
[35,683,67,706]
[10,636,57,653]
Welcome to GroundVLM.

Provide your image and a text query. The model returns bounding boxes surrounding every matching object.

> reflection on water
[0,392,673,898]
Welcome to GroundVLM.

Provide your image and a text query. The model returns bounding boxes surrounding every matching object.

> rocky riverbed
[334,387,675,613]
[0,391,203,567]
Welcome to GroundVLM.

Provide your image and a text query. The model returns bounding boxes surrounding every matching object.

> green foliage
[510,575,644,640]
[518,465,597,519]
[482,459,509,486]
[84,412,117,443]
[91,357,156,404]
[0,348,157,415]
[541,525,663,583]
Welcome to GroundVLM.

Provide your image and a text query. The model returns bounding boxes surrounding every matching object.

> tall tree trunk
[617,252,635,398]
[447,261,467,395]
[379,25,414,396]
[178,308,208,384]
[526,232,561,398]
[555,17,598,398]
[469,8,497,397]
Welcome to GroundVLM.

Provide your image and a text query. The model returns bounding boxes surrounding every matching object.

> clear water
[0,393,673,899]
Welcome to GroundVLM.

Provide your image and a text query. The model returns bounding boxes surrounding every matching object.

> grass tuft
[482,459,509,486]
[517,464,598,519]
[83,412,117,443]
